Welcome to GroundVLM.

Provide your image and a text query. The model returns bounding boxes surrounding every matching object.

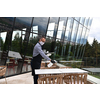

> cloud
[87,36,94,44]
[88,17,100,44]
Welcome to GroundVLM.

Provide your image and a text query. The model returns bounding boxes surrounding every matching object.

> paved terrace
[0,72,33,84]
[0,72,100,84]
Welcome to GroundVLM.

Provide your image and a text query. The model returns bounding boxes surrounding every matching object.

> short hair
[38,35,46,40]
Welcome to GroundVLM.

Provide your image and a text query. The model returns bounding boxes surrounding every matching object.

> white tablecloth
[35,68,88,75]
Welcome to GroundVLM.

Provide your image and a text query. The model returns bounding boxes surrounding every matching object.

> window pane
[88,17,93,29]
[84,17,89,27]
[71,20,78,42]
[14,17,32,30]
[80,17,85,24]
[46,17,59,38]
[56,31,62,39]
[31,26,38,33]
[80,27,86,44]
[47,23,55,37]
[75,17,80,21]
[83,30,89,45]
[56,17,67,40]
[64,17,73,41]
[0,32,7,43]
[11,30,22,52]
[48,23,55,30]
[32,17,49,35]
[0,17,14,32]
[76,24,83,44]
[58,21,64,30]
[0,17,14,27]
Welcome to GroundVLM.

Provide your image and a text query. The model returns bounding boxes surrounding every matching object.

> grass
[89,74,100,79]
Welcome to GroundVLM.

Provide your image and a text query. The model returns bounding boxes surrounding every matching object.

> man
[31,36,55,84]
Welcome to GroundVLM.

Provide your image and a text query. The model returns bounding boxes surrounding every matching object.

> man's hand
[51,60,56,63]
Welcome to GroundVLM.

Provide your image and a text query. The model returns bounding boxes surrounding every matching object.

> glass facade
[0,17,93,77]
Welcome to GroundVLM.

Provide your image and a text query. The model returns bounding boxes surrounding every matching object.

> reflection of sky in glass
[0,32,7,42]
[12,30,21,40]
[65,18,73,41]
[75,17,80,21]
[58,21,64,30]
[47,22,55,37]
[57,31,62,39]
[22,28,26,31]
[48,23,55,30]
[33,34,38,38]
[76,24,82,43]
[47,31,54,37]
[16,17,32,25]
[33,26,38,30]
[12,28,26,40]
[80,27,86,44]
[71,21,78,42]
[88,17,93,29]
[30,33,38,38]
[56,21,64,39]
[22,35,25,40]
[80,17,85,24]
[31,26,38,33]
[22,28,26,35]
[32,17,49,35]
[84,17,89,27]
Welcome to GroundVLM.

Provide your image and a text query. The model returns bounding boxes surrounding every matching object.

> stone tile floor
[0,72,33,84]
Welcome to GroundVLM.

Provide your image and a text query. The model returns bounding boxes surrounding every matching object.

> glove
[51,60,56,63]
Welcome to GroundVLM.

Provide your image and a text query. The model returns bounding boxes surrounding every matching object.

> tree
[84,41,92,57]
[92,38,100,66]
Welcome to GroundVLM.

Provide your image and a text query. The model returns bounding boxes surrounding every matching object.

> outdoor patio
[0,72,33,84]
[0,71,100,84]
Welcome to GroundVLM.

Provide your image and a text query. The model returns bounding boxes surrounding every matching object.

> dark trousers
[33,75,38,84]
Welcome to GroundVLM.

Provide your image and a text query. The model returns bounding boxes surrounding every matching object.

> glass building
[0,17,92,77]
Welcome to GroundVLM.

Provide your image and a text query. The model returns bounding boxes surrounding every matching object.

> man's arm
[36,45,51,61]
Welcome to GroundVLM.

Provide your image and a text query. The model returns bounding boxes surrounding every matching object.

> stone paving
[0,72,33,84]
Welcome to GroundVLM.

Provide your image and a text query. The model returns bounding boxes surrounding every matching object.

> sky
[88,17,100,44]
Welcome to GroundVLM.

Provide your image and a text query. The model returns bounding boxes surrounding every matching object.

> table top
[8,51,22,59]
[24,60,31,62]
[9,58,15,59]
[35,68,88,75]
[6,62,13,64]
[59,61,83,63]
[42,61,50,63]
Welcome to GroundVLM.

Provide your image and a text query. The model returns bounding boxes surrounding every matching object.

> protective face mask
[40,41,45,45]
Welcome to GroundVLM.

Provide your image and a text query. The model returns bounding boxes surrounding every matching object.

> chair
[0,66,7,84]
[7,59,17,75]
[23,58,31,71]
[63,73,87,84]
[59,66,72,69]
[38,74,63,84]
[39,65,58,78]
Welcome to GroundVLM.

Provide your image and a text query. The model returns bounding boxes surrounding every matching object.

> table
[35,68,88,84]
[8,51,22,59]
[59,61,83,63]
[35,68,88,75]
[6,62,13,64]
[41,61,50,67]
[24,60,31,62]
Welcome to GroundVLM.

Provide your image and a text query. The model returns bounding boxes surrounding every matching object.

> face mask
[40,41,45,45]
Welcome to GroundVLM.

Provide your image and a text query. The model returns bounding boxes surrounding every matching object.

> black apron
[31,43,42,76]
